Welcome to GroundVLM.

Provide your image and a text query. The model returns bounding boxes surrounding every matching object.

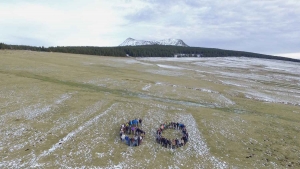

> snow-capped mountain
[119,38,189,47]
[157,39,188,46]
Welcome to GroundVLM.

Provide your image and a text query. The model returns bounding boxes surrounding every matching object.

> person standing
[181,138,184,146]
[125,136,129,145]
[137,135,140,146]
[120,130,124,141]
[131,126,136,135]
[172,139,176,149]
[121,134,126,142]
[175,138,179,148]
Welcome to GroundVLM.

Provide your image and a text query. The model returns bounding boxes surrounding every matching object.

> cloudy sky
[0,0,299,58]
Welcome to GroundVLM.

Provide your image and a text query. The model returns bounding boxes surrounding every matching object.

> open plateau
[0,50,300,168]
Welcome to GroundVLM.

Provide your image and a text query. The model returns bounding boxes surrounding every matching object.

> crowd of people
[156,122,189,149]
[119,120,189,148]
[119,118,145,147]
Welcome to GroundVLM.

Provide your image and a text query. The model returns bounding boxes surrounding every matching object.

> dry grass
[0,50,300,168]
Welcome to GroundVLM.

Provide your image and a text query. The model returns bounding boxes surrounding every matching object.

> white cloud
[0,1,127,46]
[0,0,300,55]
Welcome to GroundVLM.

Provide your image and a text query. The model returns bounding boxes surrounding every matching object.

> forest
[1,42,299,62]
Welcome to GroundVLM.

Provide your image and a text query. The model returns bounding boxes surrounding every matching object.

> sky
[0,0,299,58]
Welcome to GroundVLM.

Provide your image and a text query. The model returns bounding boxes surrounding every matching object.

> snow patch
[177,113,228,168]
[30,103,116,167]
[216,95,235,106]
[142,84,151,91]
[145,70,184,77]
[219,80,246,87]
[119,38,188,47]
[157,64,184,69]
[125,59,153,66]
[0,93,72,121]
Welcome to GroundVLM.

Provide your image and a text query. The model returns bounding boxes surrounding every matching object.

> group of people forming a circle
[120,118,145,147]
[119,119,188,149]
[156,122,189,149]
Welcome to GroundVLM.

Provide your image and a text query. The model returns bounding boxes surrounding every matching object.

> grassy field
[0,50,300,168]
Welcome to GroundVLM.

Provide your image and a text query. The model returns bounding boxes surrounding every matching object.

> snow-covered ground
[136,57,300,106]
[1,51,300,168]
[276,52,300,59]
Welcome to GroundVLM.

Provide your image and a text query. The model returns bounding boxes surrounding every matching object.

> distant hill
[1,42,299,63]
[119,38,189,47]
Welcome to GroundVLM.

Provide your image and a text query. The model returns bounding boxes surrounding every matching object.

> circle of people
[120,120,189,149]
[120,118,145,147]
[156,122,189,149]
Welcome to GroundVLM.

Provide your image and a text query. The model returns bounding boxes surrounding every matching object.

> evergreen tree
[0,42,299,63]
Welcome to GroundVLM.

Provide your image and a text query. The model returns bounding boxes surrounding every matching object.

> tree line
[1,42,299,62]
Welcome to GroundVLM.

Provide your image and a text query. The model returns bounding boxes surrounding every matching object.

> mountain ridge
[119,38,189,47]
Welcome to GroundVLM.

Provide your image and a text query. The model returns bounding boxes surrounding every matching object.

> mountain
[119,38,189,47]
[119,38,157,46]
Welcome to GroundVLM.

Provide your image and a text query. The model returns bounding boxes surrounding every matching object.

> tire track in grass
[0,70,217,109]
[46,101,105,136]
[0,93,72,157]
[0,101,106,168]
[29,103,117,167]
[0,93,72,121]
[28,102,145,168]
[176,113,228,169]
[25,101,106,155]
